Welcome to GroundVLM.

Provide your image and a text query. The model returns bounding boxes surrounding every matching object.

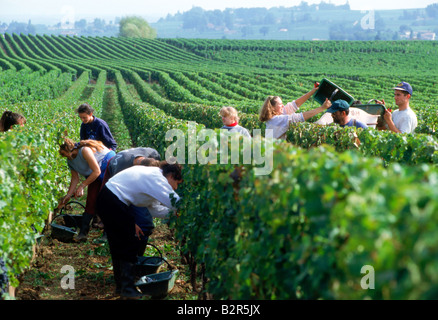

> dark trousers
[129,205,153,256]
[86,151,116,215]
[136,238,148,257]
[85,178,101,215]
[96,185,137,263]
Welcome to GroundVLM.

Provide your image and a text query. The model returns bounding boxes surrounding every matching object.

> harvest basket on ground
[136,269,179,298]
[135,243,167,277]
[135,244,178,298]
[50,201,85,242]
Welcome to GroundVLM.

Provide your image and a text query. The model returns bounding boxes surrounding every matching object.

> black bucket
[135,269,179,299]
[135,244,178,298]
[50,215,78,242]
[135,243,166,277]
[135,251,178,298]
[50,201,84,242]
[60,201,84,227]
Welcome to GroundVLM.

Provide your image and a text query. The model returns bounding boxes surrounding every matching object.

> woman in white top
[259,85,332,140]
[96,162,183,299]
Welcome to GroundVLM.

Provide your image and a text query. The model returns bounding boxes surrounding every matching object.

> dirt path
[15,220,195,300]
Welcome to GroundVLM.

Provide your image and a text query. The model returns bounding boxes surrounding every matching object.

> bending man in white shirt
[96,163,182,299]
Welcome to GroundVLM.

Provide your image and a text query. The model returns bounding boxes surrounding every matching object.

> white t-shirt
[106,166,180,218]
[266,101,304,139]
[392,107,417,134]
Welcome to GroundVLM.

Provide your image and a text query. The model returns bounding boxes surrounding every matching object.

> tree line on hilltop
[1,2,437,40]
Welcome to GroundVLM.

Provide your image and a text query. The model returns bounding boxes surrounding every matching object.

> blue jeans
[99,151,116,181]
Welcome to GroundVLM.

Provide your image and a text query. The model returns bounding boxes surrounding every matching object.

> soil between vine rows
[15,221,196,300]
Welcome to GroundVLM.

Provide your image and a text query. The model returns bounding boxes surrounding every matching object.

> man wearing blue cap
[382,82,417,134]
[326,99,368,129]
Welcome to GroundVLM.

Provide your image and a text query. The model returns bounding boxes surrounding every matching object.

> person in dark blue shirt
[326,99,368,129]
[76,103,117,151]
[75,103,117,241]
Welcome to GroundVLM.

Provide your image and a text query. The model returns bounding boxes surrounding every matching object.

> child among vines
[259,84,331,140]
[219,106,251,138]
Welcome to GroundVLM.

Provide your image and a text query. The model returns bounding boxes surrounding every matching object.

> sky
[1,0,436,24]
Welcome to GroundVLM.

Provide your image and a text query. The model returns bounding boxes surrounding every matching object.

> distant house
[420,32,436,40]
[399,31,436,40]
[224,28,236,35]
[60,30,78,36]
[400,31,411,39]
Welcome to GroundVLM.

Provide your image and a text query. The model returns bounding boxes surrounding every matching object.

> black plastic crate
[313,78,355,106]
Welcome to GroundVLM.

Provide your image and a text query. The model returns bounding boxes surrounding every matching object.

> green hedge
[0,72,89,291]
[287,122,438,166]
[114,72,438,298]
[172,143,438,299]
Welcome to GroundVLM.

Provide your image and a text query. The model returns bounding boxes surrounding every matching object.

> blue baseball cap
[326,99,350,113]
[393,82,413,95]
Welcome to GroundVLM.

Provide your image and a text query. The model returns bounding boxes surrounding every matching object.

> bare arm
[302,98,332,121]
[295,87,319,108]
[58,170,80,209]
[74,147,101,198]
[383,110,401,133]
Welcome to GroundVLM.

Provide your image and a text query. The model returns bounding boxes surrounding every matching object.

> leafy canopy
[119,16,157,39]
